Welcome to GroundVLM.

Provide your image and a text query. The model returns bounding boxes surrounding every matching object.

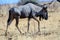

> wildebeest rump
[5,1,53,36]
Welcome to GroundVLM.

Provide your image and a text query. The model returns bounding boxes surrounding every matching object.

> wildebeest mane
[23,0,54,8]
[23,1,38,5]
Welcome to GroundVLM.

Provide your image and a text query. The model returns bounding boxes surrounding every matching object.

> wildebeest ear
[57,0,60,2]
[43,6,47,9]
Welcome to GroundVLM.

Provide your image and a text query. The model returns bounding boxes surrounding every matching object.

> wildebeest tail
[9,9,12,18]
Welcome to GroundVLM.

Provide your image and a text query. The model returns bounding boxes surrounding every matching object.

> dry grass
[0,3,60,40]
[0,11,60,40]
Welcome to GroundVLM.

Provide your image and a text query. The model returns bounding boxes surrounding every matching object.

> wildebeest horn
[57,0,60,2]
[42,0,54,8]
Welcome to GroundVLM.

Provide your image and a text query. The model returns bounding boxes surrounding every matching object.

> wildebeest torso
[10,3,43,18]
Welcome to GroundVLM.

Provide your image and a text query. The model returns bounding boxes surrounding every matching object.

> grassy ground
[0,11,60,40]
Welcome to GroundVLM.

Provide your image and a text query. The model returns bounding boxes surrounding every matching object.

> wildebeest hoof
[23,32,31,35]
[20,32,25,35]
[5,33,7,36]
[34,31,41,35]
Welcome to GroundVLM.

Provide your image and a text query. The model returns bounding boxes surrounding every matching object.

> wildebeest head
[38,0,54,21]
[38,6,48,20]
[23,0,54,20]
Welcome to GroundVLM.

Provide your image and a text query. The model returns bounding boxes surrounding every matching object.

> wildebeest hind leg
[15,16,22,34]
[5,17,14,36]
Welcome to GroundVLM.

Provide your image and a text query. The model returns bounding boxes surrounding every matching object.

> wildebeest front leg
[15,16,22,34]
[33,17,40,33]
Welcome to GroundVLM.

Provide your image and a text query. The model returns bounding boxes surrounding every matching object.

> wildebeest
[5,0,54,36]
